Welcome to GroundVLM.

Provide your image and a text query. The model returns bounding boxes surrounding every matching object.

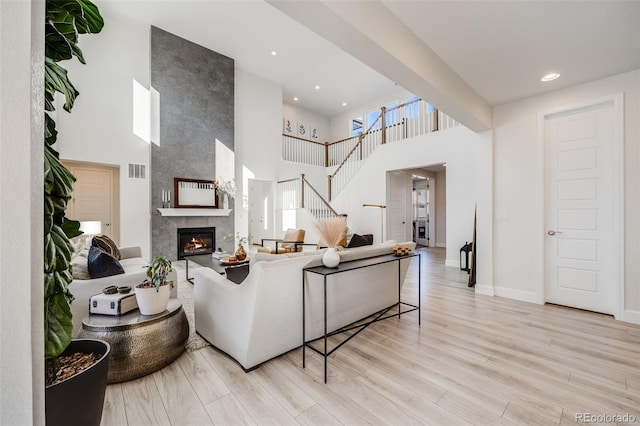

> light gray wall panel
[150,26,234,259]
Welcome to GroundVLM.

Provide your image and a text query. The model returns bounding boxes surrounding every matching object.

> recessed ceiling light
[270,51,277,56]
[314,85,320,90]
[342,102,347,106]
[541,73,560,82]
[293,97,299,101]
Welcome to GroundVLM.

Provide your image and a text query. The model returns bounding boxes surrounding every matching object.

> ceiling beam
[268,0,492,132]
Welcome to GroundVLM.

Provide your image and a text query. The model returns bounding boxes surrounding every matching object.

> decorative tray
[219,257,250,266]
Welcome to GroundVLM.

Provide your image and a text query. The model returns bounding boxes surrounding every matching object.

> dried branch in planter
[316,216,347,248]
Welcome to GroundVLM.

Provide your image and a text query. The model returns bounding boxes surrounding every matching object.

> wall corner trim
[474,284,494,297]
[623,310,640,325]
[494,286,539,304]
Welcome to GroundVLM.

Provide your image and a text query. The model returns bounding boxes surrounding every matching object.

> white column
[0,0,45,424]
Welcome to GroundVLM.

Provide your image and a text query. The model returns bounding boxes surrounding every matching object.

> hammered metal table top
[82,298,183,332]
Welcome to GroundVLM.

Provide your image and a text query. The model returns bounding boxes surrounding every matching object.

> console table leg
[418,253,421,326]
[397,261,401,319]
[324,276,328,384]
[302,270,306,368]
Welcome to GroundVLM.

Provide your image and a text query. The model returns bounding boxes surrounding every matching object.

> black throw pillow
[347,233,374,248]
[87,246,125,279]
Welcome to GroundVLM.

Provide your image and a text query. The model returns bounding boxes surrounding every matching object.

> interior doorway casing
[63,160,121,246]
[538,94,624,319]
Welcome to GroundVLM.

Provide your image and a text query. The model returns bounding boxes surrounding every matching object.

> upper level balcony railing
[282,99,458,200]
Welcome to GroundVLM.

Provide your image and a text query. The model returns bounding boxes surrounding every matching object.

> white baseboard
[474,284,494,297]
[623,310,640,325]
[445,259,459,268]
[436,242,446,248]
[494,286,539,304]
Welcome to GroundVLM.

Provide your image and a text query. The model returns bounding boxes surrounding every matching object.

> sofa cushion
[347,233,374,248]
[339,240,397,262]
[92,235,121,260]
[70,253,90,280]
[87,246,125,279]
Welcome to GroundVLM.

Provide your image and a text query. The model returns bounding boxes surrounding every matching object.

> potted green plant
[43,1,109,425]
[135,256,174,315]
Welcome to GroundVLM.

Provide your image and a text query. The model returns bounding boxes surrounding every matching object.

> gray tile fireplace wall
[150,26,234,260]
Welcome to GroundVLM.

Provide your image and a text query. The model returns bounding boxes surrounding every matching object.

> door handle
[547,230,562,236]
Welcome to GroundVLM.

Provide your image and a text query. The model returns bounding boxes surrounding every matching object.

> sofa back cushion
[347,233,374,248]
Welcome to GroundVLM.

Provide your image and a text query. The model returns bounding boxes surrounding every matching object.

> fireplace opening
[177,227,215,260]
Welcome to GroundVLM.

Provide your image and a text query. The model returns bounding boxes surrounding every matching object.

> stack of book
[211,250,230,260]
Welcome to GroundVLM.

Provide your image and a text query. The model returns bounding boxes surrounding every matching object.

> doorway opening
[412,175,429,246]
[386,164,445,250]
[62,160,120,246]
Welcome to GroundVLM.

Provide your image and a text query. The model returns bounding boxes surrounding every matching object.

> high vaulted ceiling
[102,0,640,129]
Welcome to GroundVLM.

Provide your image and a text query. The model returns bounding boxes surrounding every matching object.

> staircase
[277,174,339,222]
[281,98,458,202]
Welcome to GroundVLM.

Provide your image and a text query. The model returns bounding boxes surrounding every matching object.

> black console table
[302,252,420,383]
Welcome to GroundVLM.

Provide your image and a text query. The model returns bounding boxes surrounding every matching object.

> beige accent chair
[258,228,305,254]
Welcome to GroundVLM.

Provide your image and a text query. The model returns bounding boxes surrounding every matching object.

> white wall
[435,171,447,247]
[0,1,44,424]
[329,126,483,268]
[493,70,640,321]
[283,103,331,143]
[54,11,152,257]
[235,68,283,241]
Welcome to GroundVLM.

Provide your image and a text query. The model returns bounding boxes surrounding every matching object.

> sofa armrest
[193,268,255,364]
[119,246,142,259]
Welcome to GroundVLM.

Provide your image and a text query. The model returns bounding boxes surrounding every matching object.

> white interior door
[544,100,620,316]
[249,179,274,243]
[65,163,116,242]
[387,171,408,243]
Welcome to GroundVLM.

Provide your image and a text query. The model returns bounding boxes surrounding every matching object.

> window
[384,101,399,126]
[350,116,363,136]
[403,95,420,119]
[366,109,381,131]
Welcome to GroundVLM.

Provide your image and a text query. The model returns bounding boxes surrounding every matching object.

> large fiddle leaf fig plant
[44,0,103,359]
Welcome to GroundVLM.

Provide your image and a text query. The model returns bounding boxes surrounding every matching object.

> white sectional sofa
[194,240,417,370]
[68,246,178,336]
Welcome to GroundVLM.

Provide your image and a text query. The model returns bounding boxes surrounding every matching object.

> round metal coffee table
[78,299,189,383]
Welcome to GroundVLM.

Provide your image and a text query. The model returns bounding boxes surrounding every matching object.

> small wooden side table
[78,299,189,383]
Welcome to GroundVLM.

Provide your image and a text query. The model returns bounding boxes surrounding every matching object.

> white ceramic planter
[322,247,340,268]
[134,282,171,315]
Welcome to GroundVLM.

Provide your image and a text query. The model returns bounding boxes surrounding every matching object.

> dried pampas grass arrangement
[316,216,347,248]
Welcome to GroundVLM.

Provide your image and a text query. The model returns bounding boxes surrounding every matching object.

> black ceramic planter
[45,339,110,426]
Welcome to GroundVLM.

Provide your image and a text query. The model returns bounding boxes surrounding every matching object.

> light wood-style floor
[100,247,640,426]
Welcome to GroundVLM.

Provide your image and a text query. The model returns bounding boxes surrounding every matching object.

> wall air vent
[128,163,146,179]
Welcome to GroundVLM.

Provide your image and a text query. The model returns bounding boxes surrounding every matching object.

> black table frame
[185,254,225,284]
[302,252,420,383]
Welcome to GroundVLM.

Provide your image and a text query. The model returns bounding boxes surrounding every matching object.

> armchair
[258,228,305,254]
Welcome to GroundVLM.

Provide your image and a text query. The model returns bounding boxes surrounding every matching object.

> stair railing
[282,134,326,166]
[277,174,339,221]
[281,99,457,200]
[328,111,383,201]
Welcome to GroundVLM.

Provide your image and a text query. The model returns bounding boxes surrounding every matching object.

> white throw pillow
[70,253,91,280]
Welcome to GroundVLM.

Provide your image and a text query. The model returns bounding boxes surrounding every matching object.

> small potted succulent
[134,256,173,315]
